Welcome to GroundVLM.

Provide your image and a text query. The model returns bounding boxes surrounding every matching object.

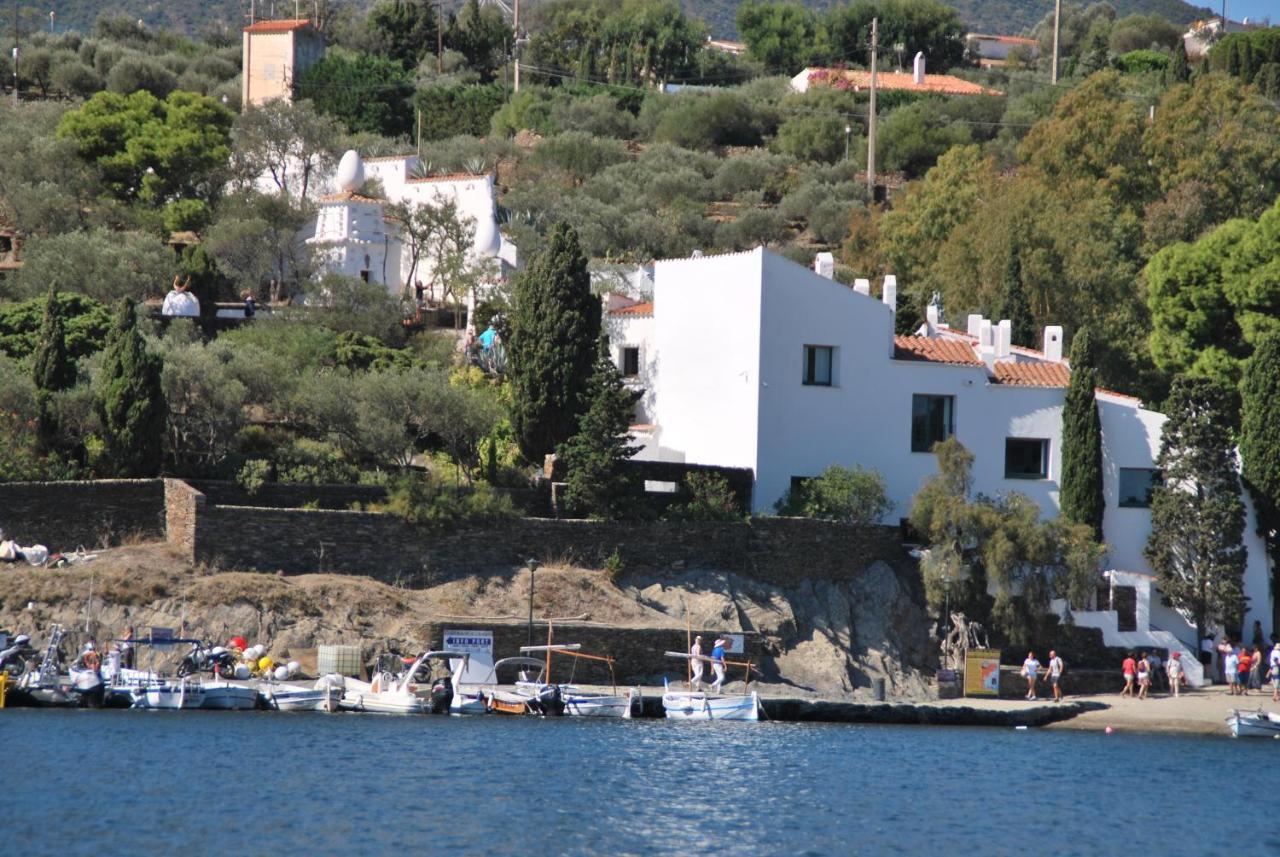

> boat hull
[662,691,760,721]
[266,686,340,712]
[1228,710,1280,738]
[201,684,260,710]
[564,688,641,719]
[136,682,206,710]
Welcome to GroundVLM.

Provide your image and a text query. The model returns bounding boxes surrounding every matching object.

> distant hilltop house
[1183,17,1263,59]
[606,246,1272,686]
[305,149,516,317]
[791,54,1004,97]
[241,18,325,108]
[966,33,1040,68]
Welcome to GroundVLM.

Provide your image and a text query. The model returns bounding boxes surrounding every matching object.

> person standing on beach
[1237,647,1252,695]
[1249,644,1264,691]
[1147,651,1163,691]
[1022,652,1041,700]
[1224,646,1241,696]
[1166,651,1183,698]
[1268,643,1280,703]
[689,635,705,692]
[1121,653,1137,697]
[1046,651,1064,702]
[709,636,728,693]
[1136,652,1151,700]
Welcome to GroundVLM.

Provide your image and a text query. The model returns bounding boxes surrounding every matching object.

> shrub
[1114,49,1170,74]
[414,83,507,141]
[771,114,852,164]
[775,464,893,524]
[667,472,742,521]
[533,131,628,184]
[383,473,518,526]
[548,93,638,139]
[652,92,765,150]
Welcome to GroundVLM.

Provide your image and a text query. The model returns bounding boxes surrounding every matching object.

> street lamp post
[844,124,851,161]
[526,558,540,644]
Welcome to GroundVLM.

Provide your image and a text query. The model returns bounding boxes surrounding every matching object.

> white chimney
[814,252,835,279]
[967,314,983,338]
[926,302,940,329]
[996,320,1012,359]
[882,275,897,310]
[1044,325,1064,362]
[854,277,871,295]
[913,52,926,85]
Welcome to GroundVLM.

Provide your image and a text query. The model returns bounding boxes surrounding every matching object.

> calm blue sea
[6,709,1272,856]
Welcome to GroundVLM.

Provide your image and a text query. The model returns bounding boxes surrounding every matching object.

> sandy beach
[1040,686,1280,735]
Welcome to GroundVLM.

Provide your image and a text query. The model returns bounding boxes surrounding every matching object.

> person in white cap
[710,636,728,693]
[689,635,705,691]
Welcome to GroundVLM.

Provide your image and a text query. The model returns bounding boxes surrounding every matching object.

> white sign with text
[444,629,494,684]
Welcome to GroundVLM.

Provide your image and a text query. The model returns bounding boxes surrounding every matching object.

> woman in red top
[1121,653,1137,698]
[1238,649,1252,696]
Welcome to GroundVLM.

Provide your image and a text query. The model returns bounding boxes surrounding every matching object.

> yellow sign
[964,649,1002,697]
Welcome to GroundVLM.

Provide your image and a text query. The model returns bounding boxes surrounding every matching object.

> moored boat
[517,643,641,718]
[662,651,762,721]
[1227,709,1280,738]
[200,680,260,710]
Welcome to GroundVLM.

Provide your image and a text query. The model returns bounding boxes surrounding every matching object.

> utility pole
[1051,0,1061,85]
[866,17,878,201]
[513,0,521,93]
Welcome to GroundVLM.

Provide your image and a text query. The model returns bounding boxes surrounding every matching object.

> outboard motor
[427,675,453,714]
[0,634,34,678]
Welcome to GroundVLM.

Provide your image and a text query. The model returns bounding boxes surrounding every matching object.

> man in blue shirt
[710,636,728,693]
[478,324,498,351]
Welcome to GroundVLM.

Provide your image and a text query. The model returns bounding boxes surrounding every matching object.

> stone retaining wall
[0,479,165,548]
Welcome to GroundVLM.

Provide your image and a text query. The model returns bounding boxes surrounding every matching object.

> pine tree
[1060,328,1104,541]
[1145,375,1247,642]
[1240,331,1280,577]
[508,222,601,462]
[96,298,165,477]
[1169,38,1190,84]
[32,285,77,455]
[992,245,1036,348]
[557,337,641,519]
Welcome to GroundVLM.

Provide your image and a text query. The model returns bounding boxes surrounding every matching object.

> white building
[306,151,401,288]
[608,246,1272,681]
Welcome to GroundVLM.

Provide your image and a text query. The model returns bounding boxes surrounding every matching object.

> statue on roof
[928,290,946,326]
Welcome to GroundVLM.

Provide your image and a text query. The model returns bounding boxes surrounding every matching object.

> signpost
[443,629,494,685]
[963,648,1002,697]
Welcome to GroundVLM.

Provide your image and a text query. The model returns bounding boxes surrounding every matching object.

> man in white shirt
[1046,650,1064,702]
[689,635,704,691]
[1224,646,1241,696]
[1022,652,1041,700]
[1269,643,1280,703]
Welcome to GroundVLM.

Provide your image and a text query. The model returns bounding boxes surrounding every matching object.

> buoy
[258,656,274,672]
[286,661,300,676]
[274,666,289,680]
[234,664,250,680]
[1105,726,1114,735]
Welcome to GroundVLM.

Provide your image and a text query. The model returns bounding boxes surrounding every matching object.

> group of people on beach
[1019,651,1065,702]
[1119,650,1183,699]
[1217,638,1280,699]
[688,635,730,693]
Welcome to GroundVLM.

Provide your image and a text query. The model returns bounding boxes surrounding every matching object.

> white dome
[472,213,501,258]
[335,149,365,192]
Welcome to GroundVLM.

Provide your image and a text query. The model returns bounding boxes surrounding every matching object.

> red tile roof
[406,173,489,184]
[893,336,983,365]
[244,18,313,33]
[993,362,1070,387]
[318,190,384,204]
[805,68,1004,97]
[611,301,654,317]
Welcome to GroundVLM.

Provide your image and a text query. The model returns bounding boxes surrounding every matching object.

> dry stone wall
[0,479,165,548]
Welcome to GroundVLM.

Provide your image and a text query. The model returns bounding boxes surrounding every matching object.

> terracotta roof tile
[244,18,313,33]
[805,68,1003,97]
[893,336,983,365]
[318,190,384,204]
[406,173,489,184]
[993,362,1070,387]
[611,301,653,317]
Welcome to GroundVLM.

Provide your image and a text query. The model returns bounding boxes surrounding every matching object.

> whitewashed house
[614,246,1272,682]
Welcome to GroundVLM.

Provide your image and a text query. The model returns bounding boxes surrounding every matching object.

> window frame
[802,345,835,387]
[1117,467,1161,508]
[1004,438,1050,480]
[622,346,641,378]
[910,394,955,453]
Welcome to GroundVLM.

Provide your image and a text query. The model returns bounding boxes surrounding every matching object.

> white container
[317,645,362,678]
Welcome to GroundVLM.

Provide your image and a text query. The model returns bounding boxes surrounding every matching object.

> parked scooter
[0,633,35,678]
[176,641,238,678]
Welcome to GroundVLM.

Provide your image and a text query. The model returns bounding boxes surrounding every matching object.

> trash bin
[872,677,886,701]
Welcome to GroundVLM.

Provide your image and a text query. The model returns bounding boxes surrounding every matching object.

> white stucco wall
[607,312,656,424]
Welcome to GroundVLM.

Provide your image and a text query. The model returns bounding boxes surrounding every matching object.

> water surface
[7,710,1270,856]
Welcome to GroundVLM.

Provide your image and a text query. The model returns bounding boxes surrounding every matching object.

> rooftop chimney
[882,275,897,311]
[854,277,871,295]
[814,252,835,279]
[996,320,1012,359]
[1044,326,1064,362]
[913,52,926,85]
[926,302,940,329]
[967,314,983,338]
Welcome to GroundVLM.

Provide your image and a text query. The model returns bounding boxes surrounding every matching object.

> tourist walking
[1166,651,1183,697]
[1225,645,1241,696]
[1147,651,1163,691]
[709,636,728,693]
[1237,646,1252,695]
[1248,644,1264,691]
[1269,643,1280,703]
[1121,652,1137,697]
[1046,650,1064,702]
[1021,651,1041,700]
[689,635,705,691]
[1136,652,1151,700]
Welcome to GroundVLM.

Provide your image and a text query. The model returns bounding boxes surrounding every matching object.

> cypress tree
[992,246,1036,348]
[1240,39,1255,83]
[1059,328,1104,541]
[1240,332,1280,610]
[557,337,642,519]
[1145,376,1247,641]
[1169,38,1190,84]
[508,222,601,463]
[96,298,166,477]
[32,285,77,455]
[1227,40,1241,77]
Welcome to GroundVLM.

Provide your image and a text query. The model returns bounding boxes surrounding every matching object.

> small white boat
[448,653,489,715]
[517,643,642,718]
[662,680,760,721]
[135,678,206,710]
[1227,709,1280,738]
[337,651,440,714]
[262,681,341,712]
[200,681,259,710]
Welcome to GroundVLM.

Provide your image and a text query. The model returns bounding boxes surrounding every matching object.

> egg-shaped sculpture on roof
[335,149,365,192]
[472,210,501,258]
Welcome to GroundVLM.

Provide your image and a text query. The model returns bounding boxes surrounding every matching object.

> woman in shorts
[1136,652,1150,700]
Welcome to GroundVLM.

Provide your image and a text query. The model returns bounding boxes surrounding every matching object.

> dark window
[803,345,833,386]
[1118,468,1160,508]
[1005,438,1049,479]
[911,394,954,452]
[622,347,640,377]
[359,270,370,283]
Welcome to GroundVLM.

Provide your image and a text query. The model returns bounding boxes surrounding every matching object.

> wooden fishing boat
[663,651,762,721]
[1227,708,1280,738]
[518,642,641,718]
